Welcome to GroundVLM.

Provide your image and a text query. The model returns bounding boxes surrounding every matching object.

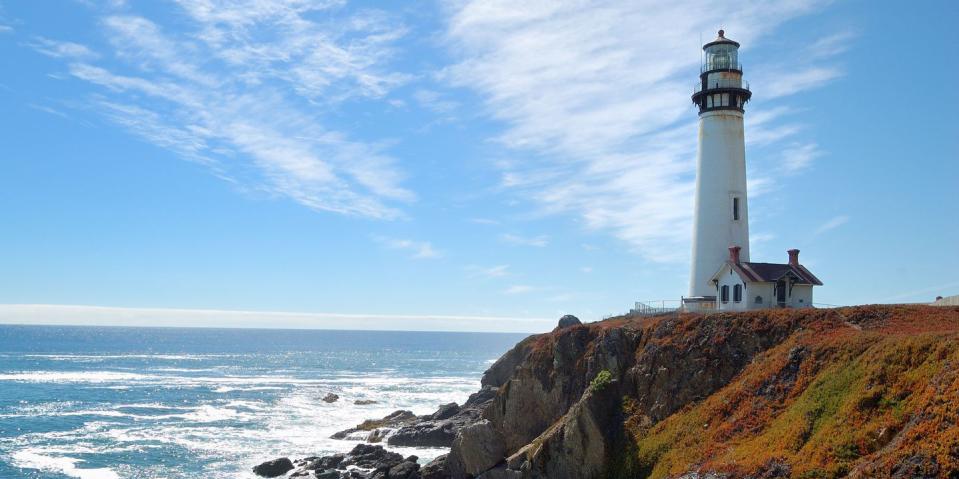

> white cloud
[375,236,442,259]
[441,0,843,262]
[759,66,843,99]
[500,233,549,247]
[0,304,552,333]
[469,218,500,225]
[468,264,510,278]
[504,285,534,295]
[781,143,822,173]
[814,215,849,236]
[50,5,412,219]
[28,37,99,59]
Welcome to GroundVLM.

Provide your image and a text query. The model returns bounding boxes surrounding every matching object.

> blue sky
[0,1,956,332]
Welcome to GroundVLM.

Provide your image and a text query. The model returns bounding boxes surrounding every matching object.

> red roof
[728,261,823,286]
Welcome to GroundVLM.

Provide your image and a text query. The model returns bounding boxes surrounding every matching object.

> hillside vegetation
[450,305,959,479]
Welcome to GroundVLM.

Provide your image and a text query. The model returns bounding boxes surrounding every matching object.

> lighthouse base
[682,296,718,313]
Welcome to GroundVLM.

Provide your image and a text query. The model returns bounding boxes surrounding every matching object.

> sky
[0,1,957,332]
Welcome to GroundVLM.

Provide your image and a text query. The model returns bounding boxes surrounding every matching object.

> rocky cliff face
[258,306,959,479]
[447,305,959,479]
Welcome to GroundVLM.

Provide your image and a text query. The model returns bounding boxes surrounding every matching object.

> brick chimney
[787,249,800,267]
[728,245,742,264]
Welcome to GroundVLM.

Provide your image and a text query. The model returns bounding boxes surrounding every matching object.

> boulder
[388,457,421,479]
[431,402,461,420]
[252,457,294,477]
[448,420,506,477]
[341,443,404,471]
[322,393,340,403]
[555,314,582,329]
[420,454,450,479]
[332,410,418,440]
[387,387,497,448]
[354,399,378,405]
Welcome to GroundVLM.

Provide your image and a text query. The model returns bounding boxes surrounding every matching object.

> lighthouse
[686,30,753,308]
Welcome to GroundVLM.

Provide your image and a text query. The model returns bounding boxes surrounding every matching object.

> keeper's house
[710,246,823,311]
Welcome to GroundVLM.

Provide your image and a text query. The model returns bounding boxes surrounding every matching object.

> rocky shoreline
[255,307,959,478]
[251,315,577,479]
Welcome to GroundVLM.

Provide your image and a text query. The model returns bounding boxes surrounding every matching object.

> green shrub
[590,369,613,392]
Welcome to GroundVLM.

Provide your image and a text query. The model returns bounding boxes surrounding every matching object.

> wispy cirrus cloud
[814,215,849,236]
[781,143,822,173]
[38,2,413,219]
[467,264,510,278]
[27,37,98,59]
[503,284,534,295]
[374,236,442,259]
[500,233,549,247]
[441,0,847,262]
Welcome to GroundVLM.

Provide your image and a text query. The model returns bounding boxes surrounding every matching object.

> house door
[776,280,787,306]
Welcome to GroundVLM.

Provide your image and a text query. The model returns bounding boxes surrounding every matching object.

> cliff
[448,305,959,479]
[260,305,959,479]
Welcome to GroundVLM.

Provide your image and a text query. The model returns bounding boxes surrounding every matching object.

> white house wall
[789,284,814,308]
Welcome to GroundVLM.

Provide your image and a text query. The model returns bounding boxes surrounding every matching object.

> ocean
[0,325,526,478]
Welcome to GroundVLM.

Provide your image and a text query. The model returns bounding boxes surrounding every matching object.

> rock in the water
[354,399,378,405]
[420,454,449,479]
[555,314,582,329]
[342,443,404,471]
[252,457,294,477]
[387,388,497,448]
[331,410,418,440]
[431,402,460,420]
[448,420,506,477]
[322,393,340,403]
[388,457,421,479]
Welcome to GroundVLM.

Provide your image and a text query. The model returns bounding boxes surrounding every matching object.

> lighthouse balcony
[694,78,749,94]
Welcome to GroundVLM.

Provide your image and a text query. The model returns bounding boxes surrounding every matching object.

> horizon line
[0,304,556,334]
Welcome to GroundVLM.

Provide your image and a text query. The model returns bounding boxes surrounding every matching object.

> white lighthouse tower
[686,30,753,308]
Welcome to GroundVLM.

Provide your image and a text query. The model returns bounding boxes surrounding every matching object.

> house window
[721,285,730,303]
[755,295,763,304]
[732,197,740,221]
[733,284,743,302]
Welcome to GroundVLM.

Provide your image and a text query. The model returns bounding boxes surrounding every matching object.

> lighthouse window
[732,197,740,220]
[707,96,713,108]
[733,284,743,302]
[721,285,730,303]
[722,93,729,106]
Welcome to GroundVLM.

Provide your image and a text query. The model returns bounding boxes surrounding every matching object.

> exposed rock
[331,410,418,440]
[252,457,294,477]
[354,399,378,405]
[388,387,497,448]
[269,306,959,479]
[341,443,404,471]
[448,420,506,477]
[481,338,536,388]
[323,393,340,403]
[519,379,624,479]
[420,454,449,479]
[555,314,582,330]
[431,402,460,420]
[388,457,421,479]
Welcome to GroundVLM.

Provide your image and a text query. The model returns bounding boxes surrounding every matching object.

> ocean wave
[0,371,147,383]
[10,450,119,479]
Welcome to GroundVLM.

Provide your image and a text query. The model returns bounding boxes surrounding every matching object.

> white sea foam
[0,371,146,383]
[10,450,120,479]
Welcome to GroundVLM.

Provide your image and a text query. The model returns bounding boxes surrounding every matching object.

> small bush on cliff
[590,369,613,392]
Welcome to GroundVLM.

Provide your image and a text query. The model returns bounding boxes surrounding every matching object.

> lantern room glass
[704,44,739,71]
